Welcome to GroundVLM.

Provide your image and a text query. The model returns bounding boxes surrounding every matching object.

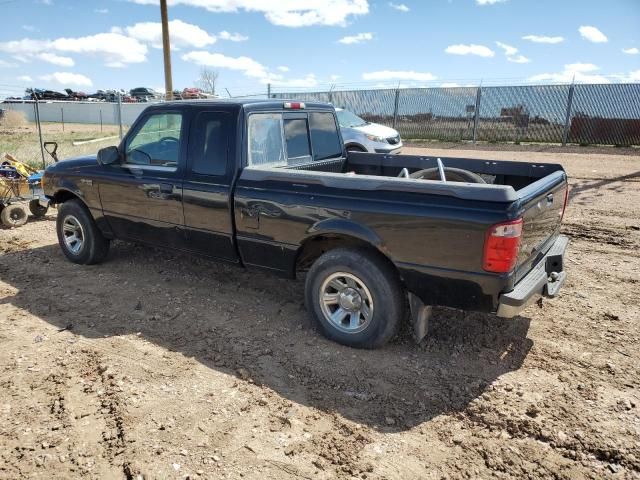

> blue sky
[0,0,638,98]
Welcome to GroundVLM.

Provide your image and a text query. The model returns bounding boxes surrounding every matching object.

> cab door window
[126,113,182,168]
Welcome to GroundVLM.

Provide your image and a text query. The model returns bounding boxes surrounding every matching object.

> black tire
[1,203,28,227]
[410,167,486,184]
[56,199,110,265]
[29,199,49,217]
[305,247,404,348]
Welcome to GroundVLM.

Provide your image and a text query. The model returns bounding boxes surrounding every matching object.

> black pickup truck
[41,99,569,348]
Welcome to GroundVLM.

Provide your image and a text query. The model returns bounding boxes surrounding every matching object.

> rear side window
[284,118,311,162]
[309,112,342,161]
[189,111,229,176]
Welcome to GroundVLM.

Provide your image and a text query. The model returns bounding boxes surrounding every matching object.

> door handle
[546,193,554,204]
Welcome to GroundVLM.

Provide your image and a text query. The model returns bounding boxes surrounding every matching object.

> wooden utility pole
[160,0,173,101]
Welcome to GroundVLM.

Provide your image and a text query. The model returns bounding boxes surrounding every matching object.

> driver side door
[98,109,186,249]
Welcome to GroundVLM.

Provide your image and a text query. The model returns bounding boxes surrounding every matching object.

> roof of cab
[156,98,334,111]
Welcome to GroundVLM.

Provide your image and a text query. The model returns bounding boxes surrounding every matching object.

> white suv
[335,108,403,154]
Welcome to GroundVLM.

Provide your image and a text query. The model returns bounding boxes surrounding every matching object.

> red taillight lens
[483,219,523,273]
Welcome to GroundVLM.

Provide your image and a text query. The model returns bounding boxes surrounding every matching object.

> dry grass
[0,110,27,128]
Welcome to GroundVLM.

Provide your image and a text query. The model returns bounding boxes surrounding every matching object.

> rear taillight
[560,186,569,222]
[483,218,523,273]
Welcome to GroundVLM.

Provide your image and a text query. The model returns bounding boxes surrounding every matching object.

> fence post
[392,87,400,129]
[117,93,123,140]
[562,83,575,146]
[472,86,482,144]
[100,109,103,133]
[33,96,46,169]
[267,83,271,99]
[61,107,64,132]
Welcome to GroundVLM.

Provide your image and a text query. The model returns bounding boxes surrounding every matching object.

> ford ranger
[41,99,569,348]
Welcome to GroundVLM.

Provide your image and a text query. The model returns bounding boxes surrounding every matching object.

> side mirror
[97,146,121,166]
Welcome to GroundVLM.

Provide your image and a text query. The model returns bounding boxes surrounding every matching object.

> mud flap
[408,292,432,343]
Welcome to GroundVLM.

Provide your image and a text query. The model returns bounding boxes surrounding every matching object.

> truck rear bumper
[496,235,568,318]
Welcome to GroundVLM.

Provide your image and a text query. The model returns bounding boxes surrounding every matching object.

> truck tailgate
[515,170,568,282]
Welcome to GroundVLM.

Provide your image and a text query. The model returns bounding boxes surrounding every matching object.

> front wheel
[56,199,110,264]
[305,247,404,348]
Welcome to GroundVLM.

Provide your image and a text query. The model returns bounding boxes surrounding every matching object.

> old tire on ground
[410,167,486,183]
[29,199,48,217]
[1,204,29,227]
[56,199,110,265]
[305,247,404,349]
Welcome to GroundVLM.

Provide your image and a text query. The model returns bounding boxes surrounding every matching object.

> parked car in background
[129,87,160,102]
[335,108,402,154]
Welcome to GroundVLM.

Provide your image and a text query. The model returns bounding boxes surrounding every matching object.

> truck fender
[305,218,384,251]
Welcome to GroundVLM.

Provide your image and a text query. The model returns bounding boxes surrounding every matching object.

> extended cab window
[189,112,229,176]
[126,113,182,168]
[248,113,285,167]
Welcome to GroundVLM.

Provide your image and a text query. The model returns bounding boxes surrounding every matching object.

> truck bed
[235,152,568,313]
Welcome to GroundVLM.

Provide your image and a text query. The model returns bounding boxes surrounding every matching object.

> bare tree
[198,67,219,95]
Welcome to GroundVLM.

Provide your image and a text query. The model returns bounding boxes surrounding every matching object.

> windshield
[336,109,368,128]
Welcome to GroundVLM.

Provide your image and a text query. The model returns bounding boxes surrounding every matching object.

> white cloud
[529,63,610,84]
[182,49,318,87]
[95,8,109,13]
[22,25,38,32]
[125,19,216,49]
[277,66,289,72]
[0,33,148,68]
[182,51,268,78]
[17,75,33,82]
[579,25,607,43]
[508,54,530,64]
[36,52,74,67]
[476,0,507,4]
[39,72,93,87]
[522,34,564,44]
[330,74,341,81]
[127,0,370,27]
[338,32,373,45]
[440,82,460,88]
[362,70,437,82]
[0,59,17,68]
[445,44,494,57]
[622,47,639,55]
[495,41,517,56]
[389,2,409,12]
[625,70,640,82]
[495,42,530,63]
[218,30,248,42]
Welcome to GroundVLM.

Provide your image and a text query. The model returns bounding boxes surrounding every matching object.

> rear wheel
[305,247,404,348]
[1,203,28,227]
[29,199,48,217]
[56,199,110,264]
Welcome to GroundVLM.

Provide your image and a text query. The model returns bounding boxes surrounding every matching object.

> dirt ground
[1,146,639,479]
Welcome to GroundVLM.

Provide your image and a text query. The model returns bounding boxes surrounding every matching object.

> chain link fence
[274,83,640,146]
[0,99,141,169]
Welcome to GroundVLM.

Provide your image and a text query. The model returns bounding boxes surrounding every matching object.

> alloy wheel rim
[319,272,374,334]
[62,215,85,254]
